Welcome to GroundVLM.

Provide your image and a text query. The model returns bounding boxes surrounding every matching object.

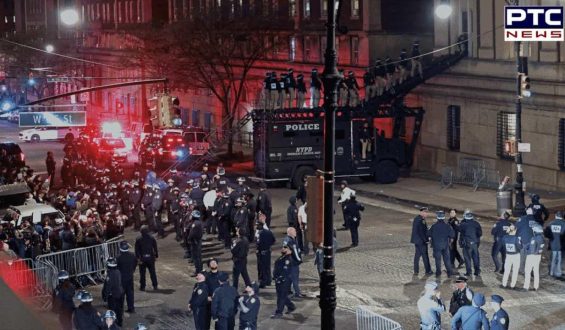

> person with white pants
[501,224,522,289]
[523,225,545,291]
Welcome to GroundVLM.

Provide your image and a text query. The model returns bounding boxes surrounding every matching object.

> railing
[440,157,501,191]
[356,306,402,330]
[0,258,58,311]
[36,239,125,286]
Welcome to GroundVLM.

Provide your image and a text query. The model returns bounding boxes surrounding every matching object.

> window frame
[446,105,461,151]
[496,111,517,160]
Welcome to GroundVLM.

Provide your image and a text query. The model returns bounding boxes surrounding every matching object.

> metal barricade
[36,249,76,277]
[356,306,402,330]
[440,158,501,192]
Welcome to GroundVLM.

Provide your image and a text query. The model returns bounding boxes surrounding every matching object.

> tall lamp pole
[320,0,339,328]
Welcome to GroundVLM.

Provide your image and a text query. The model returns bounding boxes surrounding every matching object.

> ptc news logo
[505,6,564,41]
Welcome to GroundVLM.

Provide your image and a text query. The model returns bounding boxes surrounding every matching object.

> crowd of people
[413,194,565,329]
[259,40,424,110]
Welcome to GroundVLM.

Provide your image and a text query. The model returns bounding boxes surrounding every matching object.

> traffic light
[171,97,182,126]
[158,94,173,127]
[148,96,160,127]
[504,139,517,156]
[520,73,531,98]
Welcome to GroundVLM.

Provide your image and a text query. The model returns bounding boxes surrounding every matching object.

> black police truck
[251,103,424,187]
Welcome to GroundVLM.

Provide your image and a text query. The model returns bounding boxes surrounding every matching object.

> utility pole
[513,40,527,216]
[319,0,340,328]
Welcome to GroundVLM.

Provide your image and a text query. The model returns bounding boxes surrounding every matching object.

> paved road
[25,187,565,330]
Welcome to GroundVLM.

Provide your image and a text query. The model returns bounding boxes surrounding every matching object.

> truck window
[196,133,206,142]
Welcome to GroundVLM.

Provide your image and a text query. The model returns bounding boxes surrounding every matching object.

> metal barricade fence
[440,158,501,192]
[356,306,402,330]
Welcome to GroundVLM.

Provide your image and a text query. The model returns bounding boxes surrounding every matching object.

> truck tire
[375,160,399,184]
[292,166,314,189]
[31,134,40,143]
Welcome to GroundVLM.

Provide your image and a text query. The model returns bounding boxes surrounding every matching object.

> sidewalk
[350,176,565,220]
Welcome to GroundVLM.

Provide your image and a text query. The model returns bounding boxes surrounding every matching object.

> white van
[10,204,65,226]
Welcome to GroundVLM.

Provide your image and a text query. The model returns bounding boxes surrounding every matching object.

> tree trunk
[227,115,235,156]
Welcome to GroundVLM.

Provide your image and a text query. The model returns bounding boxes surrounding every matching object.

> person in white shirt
[337,181,355,229]
[298,202,312,255]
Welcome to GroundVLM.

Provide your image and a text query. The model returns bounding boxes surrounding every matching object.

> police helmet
[191,210,201,219]
[556,211,563,219]
[58,270,70,281]
[531,194,540,203]
[135,324,148,330]
[436,211,446,220]
[119,241,129,252]
[152,183,160,190]
[340,180,348,186]
[123,181,130,186]
[217,167,226,176]
[107,257,118,268]
[237,177,246,183]
[312,68,318,73]
[187,179,194,185]
[180,192,189,200]
[104,310,117,320]
[463,211,473,220]
[271,72,277,77]
[192,181,200,188]
[172,187,180,192]
[80,291,93,302]
[170,168,178,174]
[167,178,174,183]
[236,197,246,204]
[413,40,420,45]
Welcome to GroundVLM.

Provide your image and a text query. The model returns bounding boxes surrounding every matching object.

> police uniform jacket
[450,305,489,330]
[220,197,232,220]
[417,294,445,328]
[273,254,292,283]
[516,214,536,242]
[211,283,238,318]
[141,191,153,210]
[491,219,512,242]
[72,304,104,330]
[257,191,272,215]
[103,268,124,300]
[151,189,163,211]
[213,198,224,217]
[117,251,137,282]
[188,219,203,242]
[231,237,249,262]
[205,270,224,296]
[200,178,211,192]
[284,235,302,265]
[135,232,158,261]
[525,233,545,255]
[257,228,276,251]
[343,200,365,225]
[287,204,298,227]
[52,281,75,313]
[544,218,565,251]
[310,74,322,89]
[239,294,260,325]
[234,207,249,230]
[490,308,509,330]
[297,78,307,93]
[190,188,205,206]
[502,235,521,255]
[428,220,455,249]
[458,219,482,246]
[189,282,209,309]
[527,202,549,225]
[449,287,473,316]
[411,215,429,245]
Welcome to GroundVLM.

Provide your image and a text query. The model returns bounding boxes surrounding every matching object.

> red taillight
[176,138,182,142]
[167,138,173,142]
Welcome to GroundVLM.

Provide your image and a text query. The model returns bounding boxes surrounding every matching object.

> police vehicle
[251,103,423,187]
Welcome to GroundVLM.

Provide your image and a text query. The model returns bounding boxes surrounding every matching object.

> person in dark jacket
[527,194,549,225]
[411,207,433,275]
[256,212,276,287]
[449,276,474,325]
[117,241,137,313]
[60,222,76,251]
[188,210,204,276]
[428,211,456,277]
[492,210,512,274]
[102,257,124,327]
[458,210,483,276]
[46,151,56,187]
[204,258,226,329]
[447,209,464,269]
[72,291,104,330]
[102,310,121,330]
[238,282,260,330]
[211,272,238,330]
[135,225,159,291]
[52,270,75,330]
[188,273,209,330]
[231,227,251,289]
[343,195,364,247]
[257,182,274,225]
[271,245,295,319]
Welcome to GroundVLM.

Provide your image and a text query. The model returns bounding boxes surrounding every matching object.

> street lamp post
[513,40,527,216]
[319,0,340,328]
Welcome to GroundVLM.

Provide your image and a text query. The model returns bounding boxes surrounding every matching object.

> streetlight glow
[60,8,80,26]
[435,3,453,19]
[45,44,55,53]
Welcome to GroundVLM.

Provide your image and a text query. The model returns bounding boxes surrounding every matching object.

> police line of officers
[414,193,565,329]
[259,40,423,110]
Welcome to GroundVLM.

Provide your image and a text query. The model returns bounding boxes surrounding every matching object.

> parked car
[19,127,82,143]
[95,137,128,163]
[4,203,65,226]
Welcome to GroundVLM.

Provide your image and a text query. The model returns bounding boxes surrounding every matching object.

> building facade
[0,0,16,36]
[412,0,565,191]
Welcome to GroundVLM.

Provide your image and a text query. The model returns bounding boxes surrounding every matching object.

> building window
[351,0,359,18]
[304,36,311,62]
[496,111,517,160]
[304,0,310,18]
[289,36,296,61]
[321,0,328,18]
[447,105,461,151]
[559,119,565,170]
[350,36,359,65]
[289,0,296,17]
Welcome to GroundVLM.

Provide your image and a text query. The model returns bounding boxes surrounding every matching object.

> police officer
[232,227,251,289]
[447,209,464,269]
[337,181,355,229]
[152,183,165,238]
[211,272,238,330]
[170,187,182,241]
[245,192,257,242]
[458,210,482,276]
[523,224,545,291]
[492,210,512,274]
[72,291,103,330]
[277,73,286,109]
[238,283,260,330]
[287,196,299,228]
[188,273,209,330]
[256,183,272,228]
[141,184,154,229]
[220,192,234,249]
[449,276,473,322]
[135,225,159,291]
[234,197,250,239]
[411,207,433,275]
[256,212,275,288]
[271,245,296,319]
[262,72,271,109]
[117,241,137,313]
[516,207,535,273]
[310,68,322,108]
[428,210,455,277]
[286,68,296,108]
[164,178,176,224]
[52,270,75,330]
[102,310,120,330]
[268,72,278,110]
[189,210,204,277]
[450,293,489,330]
[527,194,549,225]
[284,227,303,298]
[411,40,423,79]
[102,257,124,327]
[490,295,509,330]
[501,224,521,289]
[296,74,307,109]
[417,281,445,330]
[343,195,365,247]
[363,67,376,101]
[545,211,565,278]
[190,181,205,207]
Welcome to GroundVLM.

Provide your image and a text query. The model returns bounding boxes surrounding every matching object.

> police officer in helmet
[52,270,76,330]
[72,291,103,329]
[102,257,124,327]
